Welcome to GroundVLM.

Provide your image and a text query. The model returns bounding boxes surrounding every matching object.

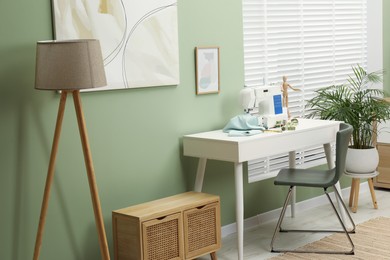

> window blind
[242,0,367,182]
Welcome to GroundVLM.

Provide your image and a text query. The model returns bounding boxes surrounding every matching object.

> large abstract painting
[52,0,180,90]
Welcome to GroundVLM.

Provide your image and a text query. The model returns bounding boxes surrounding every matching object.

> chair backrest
[331,123,353,185]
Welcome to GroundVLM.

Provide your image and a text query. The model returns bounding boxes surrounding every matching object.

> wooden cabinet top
[113,192,219,221]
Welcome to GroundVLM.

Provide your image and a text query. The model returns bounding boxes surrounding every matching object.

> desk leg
[194,158,207,192]
[234,162,244,260]
[288,151,296,218]
[323,143,347,224]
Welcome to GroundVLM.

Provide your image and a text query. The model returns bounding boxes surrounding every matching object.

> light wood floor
[201,187,390,260]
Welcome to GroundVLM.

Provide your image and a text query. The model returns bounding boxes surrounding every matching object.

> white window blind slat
[243,0,367,183]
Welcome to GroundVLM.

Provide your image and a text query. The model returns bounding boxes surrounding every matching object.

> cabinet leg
[210,252,217,260]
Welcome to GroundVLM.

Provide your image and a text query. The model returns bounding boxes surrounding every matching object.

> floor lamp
[33,39,110,260]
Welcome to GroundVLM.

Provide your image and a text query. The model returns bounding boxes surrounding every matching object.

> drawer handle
[197,205,206,210]
[157,216,167,220]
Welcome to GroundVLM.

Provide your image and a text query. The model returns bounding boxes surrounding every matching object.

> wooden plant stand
[346,171,379,213]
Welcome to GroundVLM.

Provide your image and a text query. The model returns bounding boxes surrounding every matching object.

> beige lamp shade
[35,39,107,90]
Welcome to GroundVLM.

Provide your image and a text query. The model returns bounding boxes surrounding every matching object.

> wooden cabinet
[112,192,221,260]
[375,104,390,189]
[375,143,390,188]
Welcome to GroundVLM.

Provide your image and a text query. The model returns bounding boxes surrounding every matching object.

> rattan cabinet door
[142,213,183,260]
[183,202,221,259]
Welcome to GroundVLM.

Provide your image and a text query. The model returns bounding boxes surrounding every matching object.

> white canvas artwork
[52,0,180,90]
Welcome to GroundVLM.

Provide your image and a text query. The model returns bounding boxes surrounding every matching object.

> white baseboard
[221,184,369,238]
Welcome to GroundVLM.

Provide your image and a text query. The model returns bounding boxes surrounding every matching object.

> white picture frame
[51,0,180,91]
[195,47,220,95]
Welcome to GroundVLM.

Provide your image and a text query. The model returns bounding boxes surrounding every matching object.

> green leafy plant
[306,65,390,149]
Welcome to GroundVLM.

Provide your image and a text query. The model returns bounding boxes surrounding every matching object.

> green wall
[0,1,387,259]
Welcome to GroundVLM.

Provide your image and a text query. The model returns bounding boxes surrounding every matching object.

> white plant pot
[345,147,379,174]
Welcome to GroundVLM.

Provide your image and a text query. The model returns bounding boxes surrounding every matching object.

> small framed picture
[195,47,220,95]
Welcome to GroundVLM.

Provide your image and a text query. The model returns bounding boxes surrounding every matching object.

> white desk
[183,119,345,260]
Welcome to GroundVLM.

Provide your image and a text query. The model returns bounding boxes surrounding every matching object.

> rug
[271,217,390,259]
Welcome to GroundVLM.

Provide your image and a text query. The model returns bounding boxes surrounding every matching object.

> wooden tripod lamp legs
[33,90,110,260]
[33,91,67,260]
[73,91,110,259]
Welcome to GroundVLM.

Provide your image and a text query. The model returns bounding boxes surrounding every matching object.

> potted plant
[306,64,390,173]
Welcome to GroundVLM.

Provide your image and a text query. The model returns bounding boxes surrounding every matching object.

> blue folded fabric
[223,114,265,136]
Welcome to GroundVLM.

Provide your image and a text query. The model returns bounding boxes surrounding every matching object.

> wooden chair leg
[368,178,378,209]
[349,178,355,207]
[210,252,217,260]
[352,179,360,213]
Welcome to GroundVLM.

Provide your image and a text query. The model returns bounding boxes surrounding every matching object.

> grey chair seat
[275,168,335,188]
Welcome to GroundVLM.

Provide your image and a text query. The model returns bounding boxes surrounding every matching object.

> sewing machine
[239,85,288,128]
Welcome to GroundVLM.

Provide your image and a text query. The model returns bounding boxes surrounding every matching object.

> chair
[270,123,356,255]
